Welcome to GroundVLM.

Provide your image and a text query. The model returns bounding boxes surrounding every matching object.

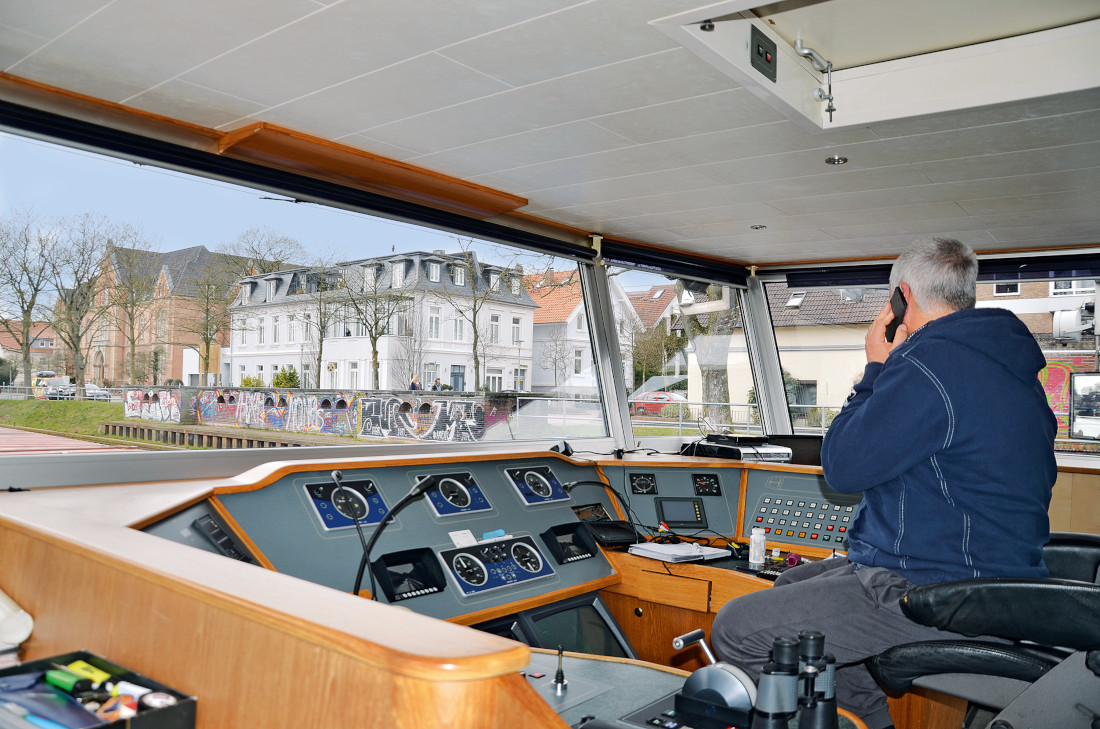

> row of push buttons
[755,497,854,543]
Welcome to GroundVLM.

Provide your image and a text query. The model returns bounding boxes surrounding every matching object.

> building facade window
[486,368,503,392]
[328,363,337,389]
[490,272,500,290]
[257,364,264,384]
[511,277,520,296]
[511,316,521,345]
[258,317,265,345]
[490,313,501,344]
[429,306,441,339]
[454,267,466,287]
[1051,280,1095,296]
[450,364,465,391]
[453,318,464,342]
[349,361,358,390]
[288,315,296,343]
[424,363,438,387]
[272,316,280,343]
[267,280,276,300]
[514,367,527,391]
[392,263,405,288]
[239,364,245,384]
[428,262,440,282]
[574,349,583,374]
[994,283,1020,296]
[302,363,311,388]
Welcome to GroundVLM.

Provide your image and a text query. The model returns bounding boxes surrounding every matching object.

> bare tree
[632,325,677,388]
[47,213,114,389]
[177,254,238,385]
[106,232,160,384]
[390,305,426,390]
[297,259,345,388]
[219,226,305,278]
[433,239,521,392]
[340,261,408,389]
[0,209,54,386]
[537,323,573,387]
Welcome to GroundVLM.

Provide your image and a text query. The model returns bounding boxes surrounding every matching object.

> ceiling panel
[0,0,1095,268]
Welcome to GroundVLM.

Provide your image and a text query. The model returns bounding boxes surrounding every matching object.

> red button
[756,517,763,522]
[839,527,847,532]
[826,525,834,531]
[811,534,818,539]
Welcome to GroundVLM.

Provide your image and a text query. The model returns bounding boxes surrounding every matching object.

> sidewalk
[0,426,143,455]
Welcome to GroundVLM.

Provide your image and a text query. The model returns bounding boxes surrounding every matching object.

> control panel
[741,469,860,550]
[602,466,741,537]
[154,458,619,622]
[304,477,390,530]
[440,536,555,596]
[506,466,571,505]
[423,472,493,517]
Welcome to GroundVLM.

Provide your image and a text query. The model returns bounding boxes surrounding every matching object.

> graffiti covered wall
[125,388,514,442]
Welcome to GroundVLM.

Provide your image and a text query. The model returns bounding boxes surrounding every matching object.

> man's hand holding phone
[866,287,909,363]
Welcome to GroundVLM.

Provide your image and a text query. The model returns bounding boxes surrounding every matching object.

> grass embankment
[0,400,124,437]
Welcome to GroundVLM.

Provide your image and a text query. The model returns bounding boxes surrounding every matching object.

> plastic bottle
[749,527,766,567]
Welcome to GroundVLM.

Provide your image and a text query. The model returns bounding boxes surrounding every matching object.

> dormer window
[454,267,466,287]
[362,266,376,290]
[392,263,405,288]
[786,291,806,309]
[267,280,276,300]
[511,277,520,296]
[490,272,500,290]
[428,262,441,283]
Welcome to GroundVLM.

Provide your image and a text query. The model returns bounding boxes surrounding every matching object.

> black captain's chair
[868,532,1100,729]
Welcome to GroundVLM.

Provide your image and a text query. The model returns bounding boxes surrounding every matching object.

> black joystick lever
[553,645,568,694]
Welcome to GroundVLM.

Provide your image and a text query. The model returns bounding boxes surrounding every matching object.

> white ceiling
[1,0,1098,267]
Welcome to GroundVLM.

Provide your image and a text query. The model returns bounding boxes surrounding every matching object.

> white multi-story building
[225,251,537,391]
[524,270,640,395]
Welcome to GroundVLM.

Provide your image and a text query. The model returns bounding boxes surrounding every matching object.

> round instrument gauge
[630,473,657,494]
[438,477,471,508]
[524,471,553,498]
[451,553,488,586]
[331,488,368,520]
[511,542,544,574]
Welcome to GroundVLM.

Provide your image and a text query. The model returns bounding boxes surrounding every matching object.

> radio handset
[885,287,907,343]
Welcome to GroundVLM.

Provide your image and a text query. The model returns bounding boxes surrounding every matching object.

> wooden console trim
[207,495,278,571]
[212,450,582,495]
[218,122,527,219]
[447,574,623,627]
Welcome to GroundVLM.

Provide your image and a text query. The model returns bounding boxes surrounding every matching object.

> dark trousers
[710,557,962,729]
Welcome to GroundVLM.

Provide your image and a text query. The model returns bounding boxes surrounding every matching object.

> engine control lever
[672,628,718,665]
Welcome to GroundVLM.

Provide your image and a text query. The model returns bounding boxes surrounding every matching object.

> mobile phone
[885,287,907,342]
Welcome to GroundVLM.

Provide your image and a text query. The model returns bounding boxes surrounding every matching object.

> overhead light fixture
[750,224,767,230]
[825,155,848,165]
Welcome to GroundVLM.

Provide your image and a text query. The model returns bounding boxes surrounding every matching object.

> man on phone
[710,237,1057,729]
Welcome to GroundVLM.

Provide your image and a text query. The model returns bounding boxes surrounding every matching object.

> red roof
[524,270,582,324]
[627,286,677,330]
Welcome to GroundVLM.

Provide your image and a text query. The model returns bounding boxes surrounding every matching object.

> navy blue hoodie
[821,308,1056,585]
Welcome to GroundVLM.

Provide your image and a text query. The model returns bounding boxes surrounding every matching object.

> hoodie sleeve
[821,350,953,493]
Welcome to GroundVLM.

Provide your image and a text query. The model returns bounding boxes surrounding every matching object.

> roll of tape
[139,692,177,710]
[0,609,33,646]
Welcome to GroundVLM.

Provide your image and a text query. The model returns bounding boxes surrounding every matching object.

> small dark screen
[388,561,430,596]
[660,499,697,522]
[555,532,587,559]
[532,605,627,657]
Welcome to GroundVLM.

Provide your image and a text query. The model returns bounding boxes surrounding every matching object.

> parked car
[628,391,687,416]
[44,377,75,400]
[83,383,112,401]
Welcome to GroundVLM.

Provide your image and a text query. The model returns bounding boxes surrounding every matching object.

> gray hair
[889,237,978,311]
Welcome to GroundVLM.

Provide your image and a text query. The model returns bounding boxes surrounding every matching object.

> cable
[352,473,438,599]
[562,480,652,543]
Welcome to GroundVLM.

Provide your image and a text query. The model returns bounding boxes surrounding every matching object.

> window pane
[610,267,761,439]
[4,133,608,445]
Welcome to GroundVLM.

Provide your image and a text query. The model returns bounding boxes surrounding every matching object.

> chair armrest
[902,578,1100,651]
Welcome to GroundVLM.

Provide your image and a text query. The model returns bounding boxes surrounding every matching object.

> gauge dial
[512,542,544,573]
[331,488,368,520]
[630,473,658,495]
[451,553,488,586]
[524,471,553,498]
[438,477,471,508]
